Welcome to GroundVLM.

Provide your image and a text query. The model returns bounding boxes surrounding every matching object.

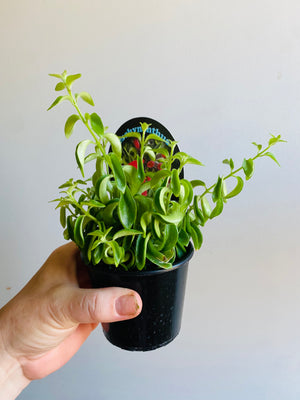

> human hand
[0,242,142,399]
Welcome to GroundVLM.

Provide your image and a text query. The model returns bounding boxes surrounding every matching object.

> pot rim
[87,242,194,277]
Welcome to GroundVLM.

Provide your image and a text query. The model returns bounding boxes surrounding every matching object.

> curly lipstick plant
[49,71,285,271]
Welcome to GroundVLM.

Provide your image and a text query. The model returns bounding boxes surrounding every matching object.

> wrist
[0,329,30,400]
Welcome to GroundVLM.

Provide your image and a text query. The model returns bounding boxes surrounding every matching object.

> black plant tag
[115,117,182,177]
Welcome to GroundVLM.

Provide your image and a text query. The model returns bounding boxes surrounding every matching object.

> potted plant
[48,70,285,351]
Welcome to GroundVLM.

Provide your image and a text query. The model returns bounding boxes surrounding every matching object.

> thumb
[51,286,142,326]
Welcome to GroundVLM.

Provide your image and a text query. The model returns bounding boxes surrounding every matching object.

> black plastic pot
[87,243,194,351]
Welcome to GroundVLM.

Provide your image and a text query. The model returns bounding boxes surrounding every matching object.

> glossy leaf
[191,179,206,188]
[49,73,62,79]
[263,152,280,166]
[225,176,244,199]
[171,169,180,197]
[252,142,262,152]
[137,155,145,182]
[120,132,142,141]
[156,202,184,225]
[74,215,85,248]
[47,95,70,111]
[161,224,178,251]
[110,153,126,193]
[66,216,74,241]
[135,233,151,270]
[201,195,211,218]
[190,221,203,250]
[212,176,223,202]
[154,187,169,214]
[84,153,97,164]
[90,113,104,136]
[150,170,170,188]
[119,187,136,228]
[193,196,205,225]
[98,175,111,204]
[178,229,190,247]
[64,114,80,138]
[60,206,66,228]
[179,179,193,206]
[81,200,105,208]
[140,211,152,235]
[145,134,167,143]
[76,92,94,106]
[113,229,142,241]
[66,73,82,88]
[242,158,254,180]
[91,244,104,265]
[105,134,122,159]
[55,82,65,91]
[75,140,93,177]
[210,198,224,219]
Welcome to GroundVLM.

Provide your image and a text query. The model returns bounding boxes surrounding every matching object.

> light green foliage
[49,71,286,270]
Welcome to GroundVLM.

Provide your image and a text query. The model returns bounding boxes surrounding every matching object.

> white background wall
[0,0,299,399]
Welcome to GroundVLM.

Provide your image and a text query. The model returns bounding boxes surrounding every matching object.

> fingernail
[115,294,140,316]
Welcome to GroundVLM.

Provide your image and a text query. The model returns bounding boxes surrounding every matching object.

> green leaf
[120,132,142,141]
[81,200,105,208]
[47,95,70,111]
[201,196,211,218]
[154,187,169,214]
[252,142,262,152]
[242,158,254,180]
[66,73,82,88]
[171,169,181,197]
[74,215,85,248]
[75,140,93,177]
[135,233,151,270]
[147,241,172,269]
[178,229,190,247]
[64,114,80,138]
[190,221,203,250]
[66,216,75,241]
[193,196,205,225]
[113,229,142,241]
[76,92,94,106]
[141,122,151,133]
[174,152,204,166]
[105,134,122,159]
[212,176,223,202]
[223,158,234,170]
[110,153,126,193]
[91,244,104,265]
[108,241,124,266]
[60,206,66,228]
[55,82,65,91]
[119,187,136,228]
[149,170,170,188]
[263,152,280,166]
[98,175,111,204]
[49,73,62,79]
[145,134,167,143]
[137,155,145,182]
[161,224,178,251]
[225,176,244,199]
[210,198,224,219]
[84,153,97,164]
[90,113,104,136]
[179,179,193,206]
[58,178,73,189]
[140,211,152,235]
[191,179,206,188]
[156,202,184,225]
